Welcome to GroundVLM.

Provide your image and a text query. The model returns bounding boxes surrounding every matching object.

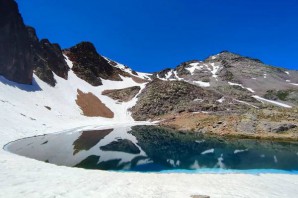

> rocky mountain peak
[205,51,263,64]
[0,0,69,86]
[0,0,33,84]
[69,41,98,53]
[0,0,19,20]
[64,41,128,86]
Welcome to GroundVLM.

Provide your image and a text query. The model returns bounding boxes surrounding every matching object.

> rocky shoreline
[157,107,298,141]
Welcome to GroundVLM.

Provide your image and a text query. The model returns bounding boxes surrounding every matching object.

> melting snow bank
[193,81,210,87]
[1,147,298,198]
[228,82,255,93]
[252,95,292,108]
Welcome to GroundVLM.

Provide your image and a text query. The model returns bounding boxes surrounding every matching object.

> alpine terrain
[1,0,298,198]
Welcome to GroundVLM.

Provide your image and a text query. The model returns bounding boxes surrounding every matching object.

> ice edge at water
[119,168,298,174]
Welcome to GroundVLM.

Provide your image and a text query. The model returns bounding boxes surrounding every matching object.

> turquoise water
[4,125,298,173]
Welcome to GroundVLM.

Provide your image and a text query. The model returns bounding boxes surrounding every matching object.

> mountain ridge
[0,0,298,140]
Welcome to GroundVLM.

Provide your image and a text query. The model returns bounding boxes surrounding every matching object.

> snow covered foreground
[0,67,298,198]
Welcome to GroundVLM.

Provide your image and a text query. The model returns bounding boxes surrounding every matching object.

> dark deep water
[4,125,298,173]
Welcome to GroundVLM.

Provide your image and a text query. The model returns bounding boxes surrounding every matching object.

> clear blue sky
[16,0,298,72]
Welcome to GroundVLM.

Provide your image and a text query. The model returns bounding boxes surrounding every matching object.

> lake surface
[4,125,298,173]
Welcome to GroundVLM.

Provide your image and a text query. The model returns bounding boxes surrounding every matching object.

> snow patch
[104,57,152,80]
[194,98,204,102]
[173,71,184,81]
[252,95,292,108]
[209,63,221,79]
[246,88,255,93]
[185,63,204,75]
[234,149,248,154]
[201,149,214,155]
[228,82,254,93]
[193,81,210,87]
[165,70,174,79]
[63,55,73,68]
[195,140,205,144]
[274,155,278,163]
[217,97,225,103]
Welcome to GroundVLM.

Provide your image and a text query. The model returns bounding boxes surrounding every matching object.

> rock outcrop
[64,42,130,86]
[158,107,298,140]
[28,27,69,86]
[153,51,298,108]
[131,79,223,120]
[102,86,141,102]
[0,0,33,84]
[0,0,69,86]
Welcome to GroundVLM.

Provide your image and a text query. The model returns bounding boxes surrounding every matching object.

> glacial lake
[4,125,298,173]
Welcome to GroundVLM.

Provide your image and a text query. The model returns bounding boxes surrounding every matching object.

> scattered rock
[237,122,256,134]
[191,195,210,198]
[131,79,222,120]
[260,122,297,133]
[44,106,51,110]
[272,124,297,133]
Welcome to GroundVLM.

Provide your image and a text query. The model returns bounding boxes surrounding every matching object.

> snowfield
[0,59,298,198]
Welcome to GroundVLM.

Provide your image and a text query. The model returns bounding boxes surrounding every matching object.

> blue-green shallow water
[4,125,298,173]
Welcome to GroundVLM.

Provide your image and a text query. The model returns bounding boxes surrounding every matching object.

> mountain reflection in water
[5,125,298,172]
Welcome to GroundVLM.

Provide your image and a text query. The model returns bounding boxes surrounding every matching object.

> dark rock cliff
[27,27,69,86]
[0,0,33,84]
[64,42,129,86]
[0,0,69,86]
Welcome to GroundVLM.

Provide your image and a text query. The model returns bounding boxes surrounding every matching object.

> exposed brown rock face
[0,0,33,84]
[73,129,113,155]
[76,89,114,118]
[158,107,298,141]
[131,79,223,120]
[102,86,141,102]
